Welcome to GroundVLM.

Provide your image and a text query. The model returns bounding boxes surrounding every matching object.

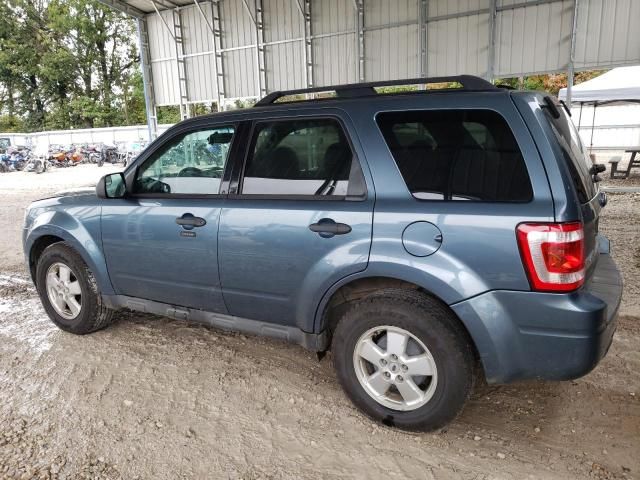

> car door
[101,123,237,312]
[218,113,374,331]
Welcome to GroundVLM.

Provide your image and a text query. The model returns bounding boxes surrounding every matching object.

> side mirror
[96,172,127,199]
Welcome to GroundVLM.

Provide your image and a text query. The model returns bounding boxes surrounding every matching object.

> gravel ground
[0,165,638,479]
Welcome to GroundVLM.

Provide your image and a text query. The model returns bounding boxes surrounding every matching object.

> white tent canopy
[559,66,640,104]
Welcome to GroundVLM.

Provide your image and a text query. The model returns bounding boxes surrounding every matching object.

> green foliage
[0,0,146,132]
[231,98,256,109]
[495,71,605,96]
[0,115,25,132]
[157,106,180,125]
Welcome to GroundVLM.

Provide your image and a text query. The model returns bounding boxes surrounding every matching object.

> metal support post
[242,0,267,97]
[255,0,267,96]
[212,1,226,111]
[193,0,225,111]
[419,0,428,78]
[136,17,158,140]
[355,0,365,82]
[296,0,314,88]
[172,9,190,120]
[487,0,497,82]
[150,1,190,119]
[566,0,579,105]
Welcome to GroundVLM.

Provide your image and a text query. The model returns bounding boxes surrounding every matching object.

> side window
[241,118,355,197]
[376,110,533,202]
[544,103,595,204]
[134,126,234,195]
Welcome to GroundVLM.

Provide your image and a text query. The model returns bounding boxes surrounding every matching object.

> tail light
[516,222,585,292]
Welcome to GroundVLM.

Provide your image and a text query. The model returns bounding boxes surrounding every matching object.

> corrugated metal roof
[102,0,640,109]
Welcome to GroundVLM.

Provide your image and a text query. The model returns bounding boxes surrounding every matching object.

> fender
[310,257,494,334]
[24,208,115,295]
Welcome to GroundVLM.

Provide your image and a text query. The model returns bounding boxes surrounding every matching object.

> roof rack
[255,75,498,106]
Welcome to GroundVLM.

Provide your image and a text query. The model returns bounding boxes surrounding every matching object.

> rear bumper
[452,253,623,384]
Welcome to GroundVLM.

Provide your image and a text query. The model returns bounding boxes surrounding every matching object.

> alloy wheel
[45,262,82,320]
[352,325,438,411]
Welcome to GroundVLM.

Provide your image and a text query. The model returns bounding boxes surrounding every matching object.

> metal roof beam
[426,0,563,23]
[96,0,146,18]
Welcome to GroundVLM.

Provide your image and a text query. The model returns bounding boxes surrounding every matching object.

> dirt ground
[0,164,638,480]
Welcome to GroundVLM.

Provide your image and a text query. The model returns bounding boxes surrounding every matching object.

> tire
[332,289,475,432]
[35,242,115,334]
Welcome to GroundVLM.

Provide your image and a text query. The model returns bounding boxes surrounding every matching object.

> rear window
[376,110,533,202]
[544,100,596,204]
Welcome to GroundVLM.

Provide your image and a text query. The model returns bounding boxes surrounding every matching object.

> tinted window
[242,119,353,196]
[544,99,596,203]
[377,110,533,202]
[135,126,234,195]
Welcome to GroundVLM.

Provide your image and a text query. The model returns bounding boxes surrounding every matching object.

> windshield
[544,99,596,203]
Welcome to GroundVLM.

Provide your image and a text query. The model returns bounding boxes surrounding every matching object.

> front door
[218,115,374,330]
[102,125,236,312]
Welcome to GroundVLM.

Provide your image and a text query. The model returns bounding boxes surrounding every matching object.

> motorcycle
[0,146,28,171]
[82,144,103,164]
[68,146,83,164]
[22,151,48,173]
[48,145,69,167]
[49,145,81,167]
[99,144,119,167]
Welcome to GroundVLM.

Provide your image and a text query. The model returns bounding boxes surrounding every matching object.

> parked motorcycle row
[0,141,148,173]
[0,146,47,173]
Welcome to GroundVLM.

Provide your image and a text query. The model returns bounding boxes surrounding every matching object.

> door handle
[176,213,206,230]
[309,218,352,237]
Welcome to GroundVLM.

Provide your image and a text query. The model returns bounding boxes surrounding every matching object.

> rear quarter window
[543,100,596,204]
[376,109,533,202]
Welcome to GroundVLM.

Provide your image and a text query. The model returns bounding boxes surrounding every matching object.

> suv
[23,76,622,431]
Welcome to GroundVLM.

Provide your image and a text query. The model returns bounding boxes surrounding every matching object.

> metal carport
[99,0,640,139]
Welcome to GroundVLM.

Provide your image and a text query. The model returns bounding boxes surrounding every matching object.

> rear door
[217,113,374,331]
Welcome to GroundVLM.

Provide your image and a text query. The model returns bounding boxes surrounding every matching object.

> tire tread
[332,288,475,431]
[36,242,115,334]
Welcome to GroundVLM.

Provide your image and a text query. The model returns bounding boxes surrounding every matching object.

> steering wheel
[179,166,203,177]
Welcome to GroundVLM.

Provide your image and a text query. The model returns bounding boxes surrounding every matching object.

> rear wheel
[332,289,475,431]
[36,242,115,334]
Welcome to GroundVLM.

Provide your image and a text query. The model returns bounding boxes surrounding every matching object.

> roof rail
[255,75,497,106]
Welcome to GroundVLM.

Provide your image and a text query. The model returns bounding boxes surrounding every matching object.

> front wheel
[36,242,115,334]
[332,289,475,432]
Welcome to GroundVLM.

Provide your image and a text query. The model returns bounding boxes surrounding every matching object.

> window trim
[230,115,367,202]
[129,123,238,199]
[374,108,534,205]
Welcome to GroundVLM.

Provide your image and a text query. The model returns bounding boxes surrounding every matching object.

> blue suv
[23,76,622,431]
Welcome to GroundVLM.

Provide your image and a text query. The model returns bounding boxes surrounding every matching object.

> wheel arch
[315,274,483,377]
[28,234,65,282]
[26,218,114,296]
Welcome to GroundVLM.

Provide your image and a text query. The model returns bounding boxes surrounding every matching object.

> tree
[0,0,146,132]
